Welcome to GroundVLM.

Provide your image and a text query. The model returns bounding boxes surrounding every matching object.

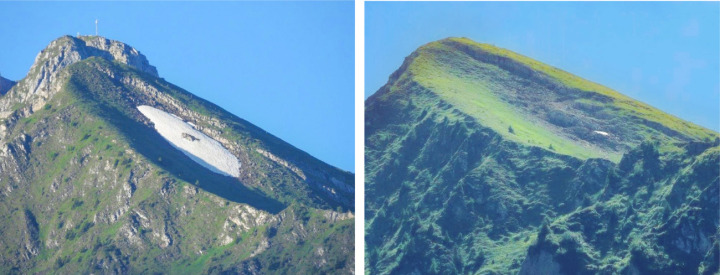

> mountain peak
[30,35,157,78]
[0,35,159,117]
[371,37,718,162]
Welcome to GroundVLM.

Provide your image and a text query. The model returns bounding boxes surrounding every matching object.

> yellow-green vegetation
[408,45,616,160]
[446,37,717,143]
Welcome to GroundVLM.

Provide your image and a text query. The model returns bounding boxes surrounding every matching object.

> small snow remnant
[137,105,241,177]
[593,130,610,137]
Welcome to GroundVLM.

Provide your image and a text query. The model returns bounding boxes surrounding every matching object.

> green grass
[445,37,717,142]
[407,43,618,161]
[179,243,236,274]
[478,230,537,273]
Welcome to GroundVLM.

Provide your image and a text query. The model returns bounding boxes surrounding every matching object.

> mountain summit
[366,38,718,274]
[369,37,716,162]
[0,36,157,124]
[0,36,353,273]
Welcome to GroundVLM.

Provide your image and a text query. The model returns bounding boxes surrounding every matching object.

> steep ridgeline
[365,38,719,274]
[0,36,353,274]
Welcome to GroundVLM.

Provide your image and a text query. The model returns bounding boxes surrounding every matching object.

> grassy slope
[450,37,716,142]
[396,37,718,162]
[407,47,610,160]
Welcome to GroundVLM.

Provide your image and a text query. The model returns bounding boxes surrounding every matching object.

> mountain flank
[0,35,354,274]
[365,37,718,274]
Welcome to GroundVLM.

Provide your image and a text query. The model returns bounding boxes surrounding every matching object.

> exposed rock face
[181,132,199,142]
[81,36,158,77]
[22,210,40,259]
[256,148,306,180]
[0,35,157,135]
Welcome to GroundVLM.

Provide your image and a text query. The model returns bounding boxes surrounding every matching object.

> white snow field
[137,105,241,177]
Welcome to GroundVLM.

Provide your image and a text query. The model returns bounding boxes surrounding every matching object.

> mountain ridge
[369,37,717,162]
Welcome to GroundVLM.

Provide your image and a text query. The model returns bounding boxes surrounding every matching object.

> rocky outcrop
[0,36,156,119]
[321,209,354,222]
[22,210,40,259]
[81,36,158,77]
[0,35,159,145]
[256,148,306,180]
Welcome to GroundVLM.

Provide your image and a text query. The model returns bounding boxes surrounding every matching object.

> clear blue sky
[0,1,354,172]
[367,2,719,132]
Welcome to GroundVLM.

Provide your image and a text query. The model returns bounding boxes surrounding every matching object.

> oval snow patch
[137,105,241,177]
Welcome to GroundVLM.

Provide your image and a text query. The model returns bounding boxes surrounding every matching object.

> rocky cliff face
[365,38,718,274]
[0,36,353,274]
